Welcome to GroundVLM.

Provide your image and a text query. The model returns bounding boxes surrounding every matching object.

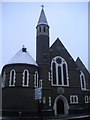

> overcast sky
[1,2,88,73]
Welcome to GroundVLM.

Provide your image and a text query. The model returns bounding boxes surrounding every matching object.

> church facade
[1,7,90,117]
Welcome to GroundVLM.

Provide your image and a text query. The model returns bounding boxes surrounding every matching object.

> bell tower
[36,5,49,64]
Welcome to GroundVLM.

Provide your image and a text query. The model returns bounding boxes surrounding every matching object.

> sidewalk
[1,114,90,120]
[43,114,90,120]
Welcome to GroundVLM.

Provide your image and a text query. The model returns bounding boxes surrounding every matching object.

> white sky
[0,1,89,73]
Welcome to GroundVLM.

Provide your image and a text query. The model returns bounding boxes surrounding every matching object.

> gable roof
[50,38,64,49]
[76,57,89,74]
[49,38,81,71]
[76,57,90,89]
[50,38,74,60]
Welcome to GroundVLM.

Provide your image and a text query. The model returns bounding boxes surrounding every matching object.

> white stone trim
[49,97,52,107]
[22,69,29,87]
[34,71,38,87]
[80,71,86,90]
[39,79,42,88]
[51,56,69,86]
[48,72,51,81]
[70,95,78,104]
[53,95,69,116]
[2,71,6,88]
[85,96,89,103]
[9,69,16,87]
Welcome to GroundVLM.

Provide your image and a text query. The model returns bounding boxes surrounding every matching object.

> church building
[1,6,90,117]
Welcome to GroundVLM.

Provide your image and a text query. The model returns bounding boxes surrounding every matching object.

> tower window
[34,71,38,87]
[39,27,41,32]
[80,71,86,90]
[51,56,69,86]
[9,69,16,87]
[22,69,29,87]
[43,26,46,32]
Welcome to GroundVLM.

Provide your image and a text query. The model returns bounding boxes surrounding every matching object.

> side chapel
[1,6,90,117]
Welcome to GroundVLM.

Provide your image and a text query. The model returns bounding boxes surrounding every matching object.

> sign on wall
[35,87,42,100]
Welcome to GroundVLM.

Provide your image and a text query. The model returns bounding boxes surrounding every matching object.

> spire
[37,5,48,25]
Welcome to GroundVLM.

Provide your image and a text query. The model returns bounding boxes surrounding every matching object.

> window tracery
[51,56,69,86]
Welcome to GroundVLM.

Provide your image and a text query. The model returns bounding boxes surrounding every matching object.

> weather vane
[41,5,44,8]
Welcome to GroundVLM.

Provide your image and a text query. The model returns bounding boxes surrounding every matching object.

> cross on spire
[41,5,44,9]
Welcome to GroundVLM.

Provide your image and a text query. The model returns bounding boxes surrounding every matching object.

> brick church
[1,6,90,117]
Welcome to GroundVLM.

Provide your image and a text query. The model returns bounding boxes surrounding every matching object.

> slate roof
[37,7,48,25]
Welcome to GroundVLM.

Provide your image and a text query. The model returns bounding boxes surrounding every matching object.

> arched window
[52,62,56,84]
[85,96,89,103]
[34,71,38,87]
[70,95,78,104]
[9,69,16,87]
[39,26,41,32]
[63,64,67,85]
[22,69,29,87]
[80,71,86,90]
[51,56,69,86]
[2,71,6,88]
[43,26,46,32]
[39,79,42,88]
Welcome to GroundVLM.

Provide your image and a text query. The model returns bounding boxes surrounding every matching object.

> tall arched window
[51,56,69,86]
[2,71,6,88]
[34,71,38,87]
[22,69,29,87]
[80,71,86,90]
[9,69,16,87]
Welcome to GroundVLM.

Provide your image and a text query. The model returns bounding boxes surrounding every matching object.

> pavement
[0,114,90,120]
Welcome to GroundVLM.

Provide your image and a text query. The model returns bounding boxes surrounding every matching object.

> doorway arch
[53,95,69,116]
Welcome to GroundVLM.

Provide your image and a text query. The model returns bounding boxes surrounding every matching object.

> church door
[57,99,64,115]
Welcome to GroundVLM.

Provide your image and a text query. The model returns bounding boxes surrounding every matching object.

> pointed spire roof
[37,5,48,25]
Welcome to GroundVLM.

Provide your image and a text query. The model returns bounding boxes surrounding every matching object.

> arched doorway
[57,99,64,114]
[53,95,69,116]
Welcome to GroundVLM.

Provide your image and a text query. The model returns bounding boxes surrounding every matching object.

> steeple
[37,5,48,26]
[36,6,49,64]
